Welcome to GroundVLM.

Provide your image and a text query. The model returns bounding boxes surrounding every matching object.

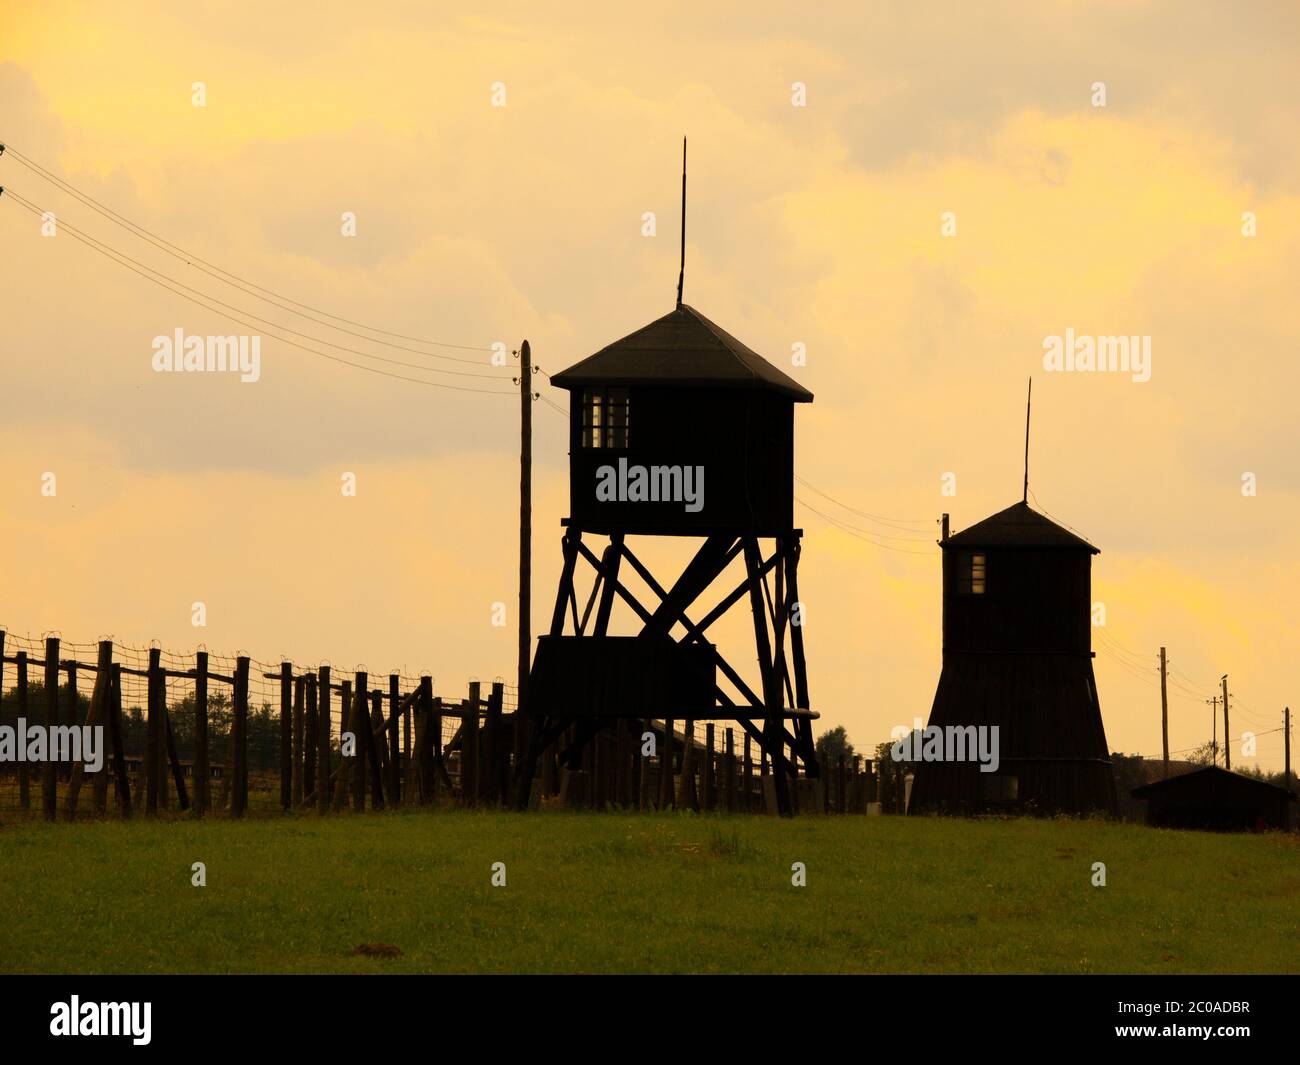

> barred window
[959,551,987,595]
[582,388,629,448]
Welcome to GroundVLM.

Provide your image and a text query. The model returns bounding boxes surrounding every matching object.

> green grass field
[1,808,1296,974]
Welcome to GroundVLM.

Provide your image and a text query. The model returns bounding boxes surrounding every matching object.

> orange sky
[2,1,1298,771]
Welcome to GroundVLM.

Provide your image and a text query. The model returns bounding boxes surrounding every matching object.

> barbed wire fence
[0,627,871,820]
[0,628,520,820]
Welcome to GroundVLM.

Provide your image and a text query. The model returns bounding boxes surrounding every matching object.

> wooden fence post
[704,723,716,812]
[16,651,31,810]
[367,687,386,810]
[403,687,412,796]
[350,675,366,812]
[837,754,847,815]
[279,661,293,812]
[330,679,352,814]
[108,664,131,818]
[145,647,162,815]
[92,653,113,814]
[43,636,60,820]
[409,684,424,804]
[292,675,305,807]
[743,733,753,813]
[316,666,330,812]
[677,720,698,810]
[302,670,315,806]
[463,682,480,807]
[157,671,171,811]
[486,681,503,805]
[660,718,674,810]
[64,660,77,781]
[416,676,434,802]
[65,640,112,818]
[432,695,446,792]
[231,656,250,818]
[193,651,210,817]
[163,695,189,811]
[725,728,736,813]
[388,674,401,807]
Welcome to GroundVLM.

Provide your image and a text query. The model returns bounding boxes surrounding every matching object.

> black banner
[0,974,1292,1050]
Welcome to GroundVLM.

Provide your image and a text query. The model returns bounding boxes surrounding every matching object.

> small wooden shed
[1130,765,1296,832]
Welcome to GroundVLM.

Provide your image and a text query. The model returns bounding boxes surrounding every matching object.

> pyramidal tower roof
[550,304,813,401]
[942,500,1099,553]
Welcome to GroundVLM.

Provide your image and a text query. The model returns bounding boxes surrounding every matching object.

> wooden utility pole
[1284,706,1291,787]
[517,338,532,772]
[1221,674,1231,771]
[1159,647,1169,777]
[1208,695,1218,765]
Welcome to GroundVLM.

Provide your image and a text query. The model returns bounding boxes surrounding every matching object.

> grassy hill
[1,809,1296,973]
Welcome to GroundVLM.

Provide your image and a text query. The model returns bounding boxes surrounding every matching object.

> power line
[1094,630,1151,665]
[1169,662,1212,690]
[1,187,510,381]
[0,142,492,359]
[0,188,515,395]
[795,496,934,555]
[794,475,931,530]
[795,501,934,543]
[1027,487,1097,548]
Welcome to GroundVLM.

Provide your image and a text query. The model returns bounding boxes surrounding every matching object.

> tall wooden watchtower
[513,300,818,814]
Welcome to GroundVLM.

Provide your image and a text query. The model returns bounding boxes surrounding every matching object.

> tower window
[581,388,629,449]
[959,551,987,595]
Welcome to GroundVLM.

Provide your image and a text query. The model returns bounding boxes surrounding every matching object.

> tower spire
[676,136,687,308]
[1023,377,1032,503]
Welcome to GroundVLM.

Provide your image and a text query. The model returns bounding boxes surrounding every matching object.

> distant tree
[815,726,855,769]
[1185,741,1218,766]
[874,738,912,809]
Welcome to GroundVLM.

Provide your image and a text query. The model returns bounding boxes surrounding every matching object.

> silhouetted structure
[909,501,1119,815]
[1131,765,1295,831]
[515,302,819,815]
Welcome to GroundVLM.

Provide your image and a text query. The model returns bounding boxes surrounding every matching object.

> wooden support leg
[744,539,791,816]
[514,715,570,809]
[785,534,819,778]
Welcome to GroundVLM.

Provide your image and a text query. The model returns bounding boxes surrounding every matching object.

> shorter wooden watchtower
[908,500,1119,815]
